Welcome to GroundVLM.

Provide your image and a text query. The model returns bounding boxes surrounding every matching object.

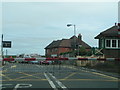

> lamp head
[67,24,73,27]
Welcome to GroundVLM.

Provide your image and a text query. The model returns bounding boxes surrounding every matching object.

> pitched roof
[45,36,91,49]
[80,41,91,49]
[95,25,118,39]
[45,40,61,49]
[59,39,71,47]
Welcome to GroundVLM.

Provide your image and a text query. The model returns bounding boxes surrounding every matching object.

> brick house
[45,34,91,57]
[95,23,120,58]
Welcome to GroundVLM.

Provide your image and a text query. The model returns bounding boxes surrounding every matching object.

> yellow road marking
[64,72,77,79]
[18,72,32,76]
[0,70,7,73]
[14,72,43,80]
[59,79,119,82]
[91,72,118,80]
[1,79,47,81]
[77,68,118,80]
[1,78,119,82]
[1,72,43,81]
[2,74,13,80]
[0,74,5,76]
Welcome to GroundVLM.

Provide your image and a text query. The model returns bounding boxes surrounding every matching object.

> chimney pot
[118,23,120,26]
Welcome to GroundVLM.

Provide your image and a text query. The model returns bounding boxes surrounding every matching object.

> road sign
[2,41,12,48]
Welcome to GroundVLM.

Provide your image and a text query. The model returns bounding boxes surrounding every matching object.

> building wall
[58,47,72,54]
[45,47,72,57]
[103,49,120,58]
[45,47,91,57]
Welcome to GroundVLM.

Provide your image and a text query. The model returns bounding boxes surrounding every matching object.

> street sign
[2,41,11,48]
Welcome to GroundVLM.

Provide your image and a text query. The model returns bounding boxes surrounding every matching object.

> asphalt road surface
[1,63,120,90]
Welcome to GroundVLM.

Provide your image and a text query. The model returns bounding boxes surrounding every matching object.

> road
[1,63,119,90]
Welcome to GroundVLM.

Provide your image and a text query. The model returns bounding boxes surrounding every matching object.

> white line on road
[44,73,58,90]
[13,84,20,90]
[13,84,32,90]
[49,73,67,90]
[11,65,16,68]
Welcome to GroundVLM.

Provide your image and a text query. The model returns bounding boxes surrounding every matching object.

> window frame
[105,39,120,48]
[105,39,111,48]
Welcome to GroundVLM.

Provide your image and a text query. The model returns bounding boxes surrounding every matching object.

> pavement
[0,63,120,90]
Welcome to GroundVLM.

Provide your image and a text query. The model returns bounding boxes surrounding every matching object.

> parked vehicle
[29,61,39,64]
[40,60,52,65]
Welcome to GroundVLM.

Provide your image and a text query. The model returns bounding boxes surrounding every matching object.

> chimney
[118,23,120,26]
[118,23,120,31]
[78,34,82,40]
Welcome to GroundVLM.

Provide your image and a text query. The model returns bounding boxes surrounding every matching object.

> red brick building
[45,34,91,57]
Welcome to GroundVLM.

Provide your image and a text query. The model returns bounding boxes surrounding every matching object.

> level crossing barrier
[2,57,120,62]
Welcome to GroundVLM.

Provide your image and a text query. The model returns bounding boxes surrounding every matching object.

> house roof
[80,41,91,49]
[45,36,91,49]
[95,25,119,39]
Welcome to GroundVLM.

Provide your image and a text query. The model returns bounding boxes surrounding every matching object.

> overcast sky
[0,1,118,55]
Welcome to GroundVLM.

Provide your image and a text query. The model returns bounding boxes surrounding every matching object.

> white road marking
[13,84,32,90]
[44,73,58,90]
[11,65,16,68]
[13,84,20,90]
[49,73,67,89]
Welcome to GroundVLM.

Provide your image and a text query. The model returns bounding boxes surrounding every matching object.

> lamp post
[67,24,76,57]
[67,24,76,36]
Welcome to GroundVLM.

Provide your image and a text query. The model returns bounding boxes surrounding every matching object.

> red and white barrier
[2,57,120,62]
[3,58,14,61]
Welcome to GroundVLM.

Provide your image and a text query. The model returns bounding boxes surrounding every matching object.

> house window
[55,48,58,52]
[106,40,111,47]
[105,39,120,48]
[46,49,49,53]
[112,40,116,47]
[118,40,120,48]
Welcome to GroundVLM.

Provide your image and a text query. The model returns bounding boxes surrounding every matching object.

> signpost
[2,41,11,48]
[1,34,12,65]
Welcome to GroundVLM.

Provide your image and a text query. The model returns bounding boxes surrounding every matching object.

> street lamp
[67,24,76,36]
[67,24,77,57]
[78,45,82,56]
